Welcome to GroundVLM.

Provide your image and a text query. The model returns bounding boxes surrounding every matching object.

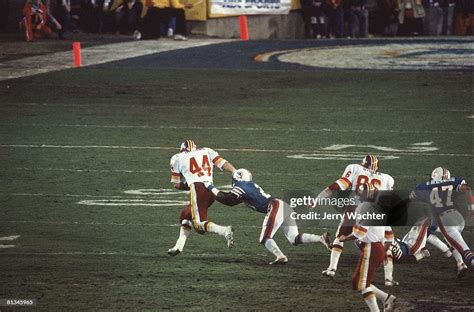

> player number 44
[189,155,211,177]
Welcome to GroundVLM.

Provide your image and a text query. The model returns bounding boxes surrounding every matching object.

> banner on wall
[210,0,292,15]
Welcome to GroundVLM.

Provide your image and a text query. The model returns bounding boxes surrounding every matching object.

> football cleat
[457,263,468,278]
[321,232,332,250]
[443,249,452,258]
[225,226,234,248]
[383,294,396,312]
[167,248,181,257]
[269,256,288,265]
[384,279,400,286]
[431,167,451,182]
[414,249,430,261]
[322,269,336,277]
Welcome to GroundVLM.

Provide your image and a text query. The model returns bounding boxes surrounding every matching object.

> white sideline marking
[12,167,162,173]
[0,144,472,157]
[77,199,188,207]
[0,251,264,258]
[123,189,186,196]
[287,154,400,160]
[1,122,471,134]
[0,39,234,81]
[0,245,16,249]
[0,235,20,241]
[0,220,265,228]
[323,142,438,153]
[468,115,474,119]
[5,103,472,113]
[4,192,124,198]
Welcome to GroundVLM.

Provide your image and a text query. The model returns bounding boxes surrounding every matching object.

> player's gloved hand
[203,181,214,190]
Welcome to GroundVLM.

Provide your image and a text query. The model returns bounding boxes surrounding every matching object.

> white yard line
[0,235,20,241]
[0,144,471,157]
[0,220,263,228]
[0,245,16,249]
[2,103,472,113]
[11,167,162,173]
[3,192,124,198]
[0,123,471,134]
[0,39,234,81]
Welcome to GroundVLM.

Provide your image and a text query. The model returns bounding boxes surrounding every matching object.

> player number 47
[189,155,211,177]
[430,185,454,208]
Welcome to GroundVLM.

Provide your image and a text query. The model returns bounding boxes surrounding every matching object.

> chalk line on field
[0,144,471,157]
[0,235,20,241]
[0,39,234,81]
[0,123,471,134]
[4,102,472,113]
[0,245,16,249]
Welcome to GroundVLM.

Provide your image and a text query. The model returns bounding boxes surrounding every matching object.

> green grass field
[0,65,473,311]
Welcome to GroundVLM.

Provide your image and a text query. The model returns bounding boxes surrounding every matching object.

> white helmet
[232,169,252,185]
[431,167,451,182]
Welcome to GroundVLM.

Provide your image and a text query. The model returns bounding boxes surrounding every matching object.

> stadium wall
[4,0,451,39]
[189,12,306,39]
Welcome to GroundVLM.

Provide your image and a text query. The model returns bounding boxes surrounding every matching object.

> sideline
[0,39,234,81]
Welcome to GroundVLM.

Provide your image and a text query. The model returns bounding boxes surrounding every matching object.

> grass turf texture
[0,67,473,310]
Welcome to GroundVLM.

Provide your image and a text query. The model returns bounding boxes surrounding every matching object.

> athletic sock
[299,233,321,244]
[384,250,394,281]
[452,249,464,266]
[264,239,285,258]
[370,284,388,302]
[362,287,380,312]
[463,250,474,266]
[427,234,449,253]
[328,238,343,270]
[175,225,192,251]
[206,222,226,236]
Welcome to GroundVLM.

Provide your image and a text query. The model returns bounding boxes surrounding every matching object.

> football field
[0,39,473,311]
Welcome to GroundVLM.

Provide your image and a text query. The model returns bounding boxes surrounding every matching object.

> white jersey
[354,224,394,244]
[335,164,394,192]
[170,147,227,185]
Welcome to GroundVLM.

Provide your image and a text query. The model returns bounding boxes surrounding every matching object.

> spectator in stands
[69,0,82,31]
[21,0,53,41]
[167,0,192,40]
[423,0,443,35]
[0,0,9,32]
[134,0,192,40]
[100,0,116,32]
[325,0,343,38]
[347,0,368,38]
[454,0,474,35]
[397,0,425,36]
[110,0,144,35]
[310,0,326,38]
[50,0,72,39]
[371,0,399,36]
[300,0,313,38]
[80,0,101,32]
[440,0,455,35]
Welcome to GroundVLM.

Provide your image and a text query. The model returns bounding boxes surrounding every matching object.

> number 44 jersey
[170,147,227,185]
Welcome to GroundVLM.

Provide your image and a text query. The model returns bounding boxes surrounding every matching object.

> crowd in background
[300,0,474,38]
[2,0,473,41]
[16,0,191,41]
